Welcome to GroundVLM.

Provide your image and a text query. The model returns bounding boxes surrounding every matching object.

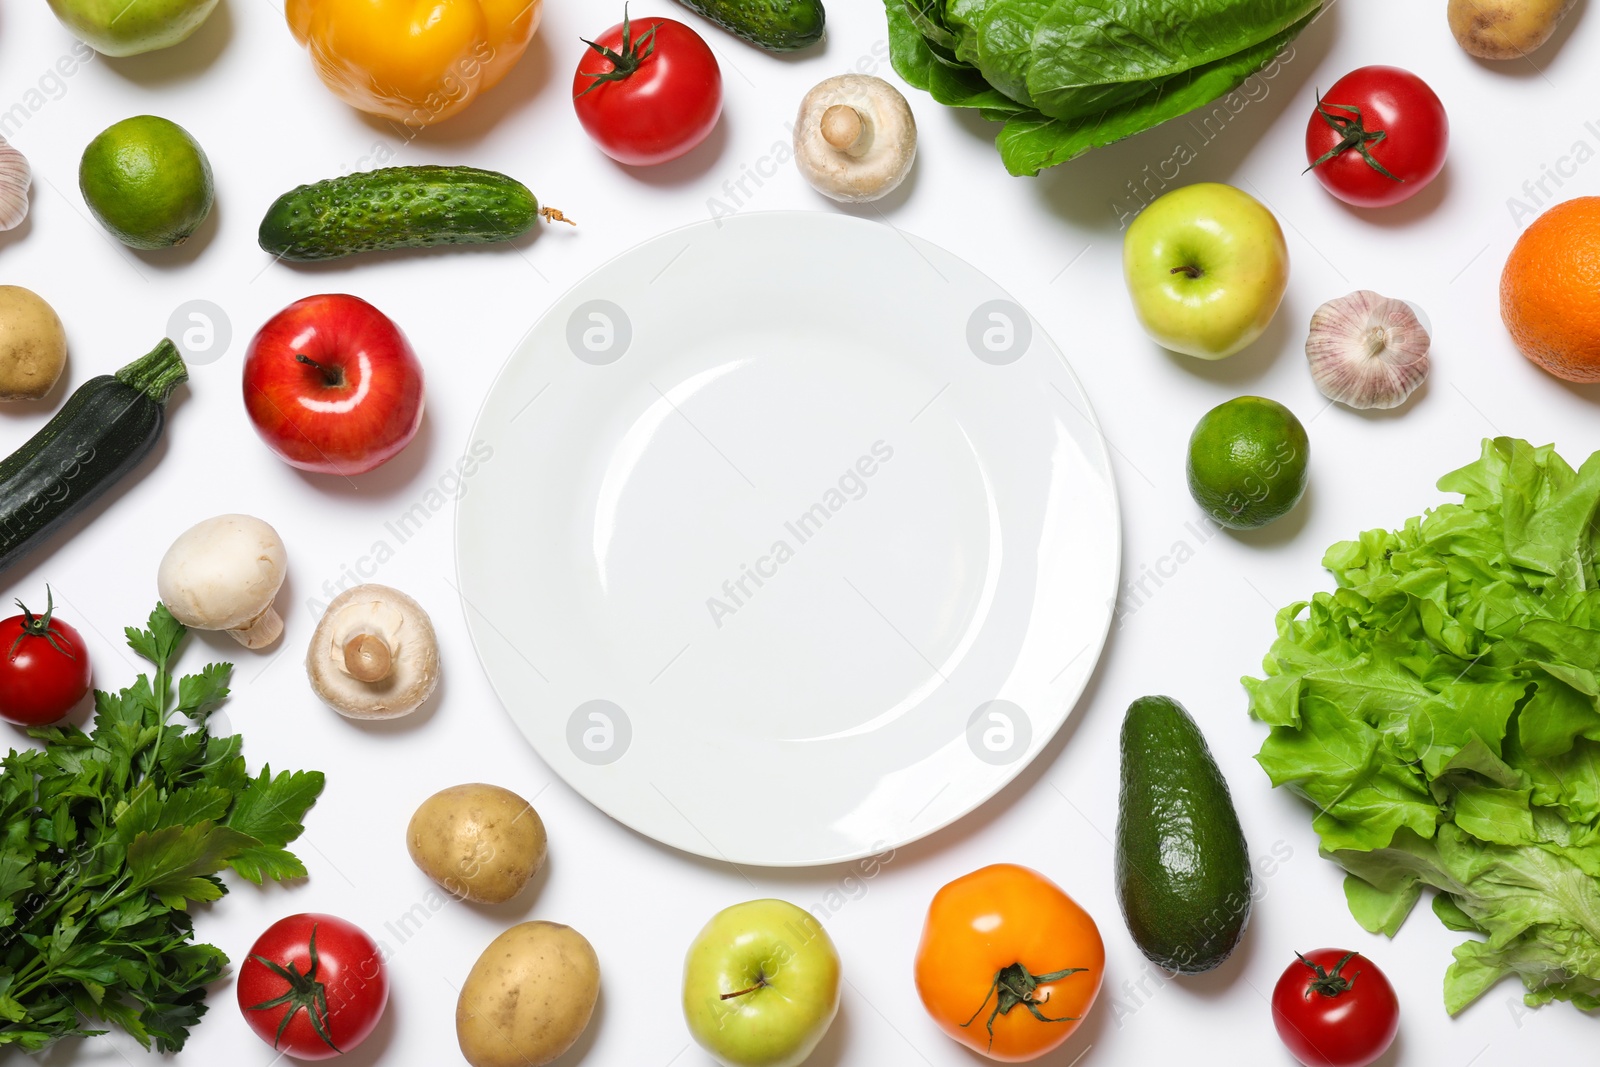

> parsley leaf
[225,768,327,885]
[0,603,324,1052]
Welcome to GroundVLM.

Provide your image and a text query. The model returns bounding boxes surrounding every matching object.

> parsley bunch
[0,604,324,1052]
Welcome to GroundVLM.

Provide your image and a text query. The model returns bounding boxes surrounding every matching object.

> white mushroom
[307,584,439,719]
[794,74,917,203]
[157,514,287,648]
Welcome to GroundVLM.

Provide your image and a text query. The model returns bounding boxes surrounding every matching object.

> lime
[1186,396,1309,530]
[79,116,213,250]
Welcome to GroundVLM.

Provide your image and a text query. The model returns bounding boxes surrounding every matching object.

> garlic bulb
[0,138,28,231]
[1305,290,1430,409]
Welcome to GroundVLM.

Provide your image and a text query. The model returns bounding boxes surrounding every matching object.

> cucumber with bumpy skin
[258,166,566,263]
[675,0,824,52]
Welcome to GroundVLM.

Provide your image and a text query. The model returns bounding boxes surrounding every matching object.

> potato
[0,286,65,400]
[456,921,600,1067]
[1449,0,1576,59]
[407,783,547,904]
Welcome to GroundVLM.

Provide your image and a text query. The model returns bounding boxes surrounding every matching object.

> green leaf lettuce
[1247,438,1600,1013]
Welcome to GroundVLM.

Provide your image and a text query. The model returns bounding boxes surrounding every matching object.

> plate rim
[454,209,1123,867]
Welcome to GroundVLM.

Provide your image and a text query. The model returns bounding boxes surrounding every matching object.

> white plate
[456,212,1119,867]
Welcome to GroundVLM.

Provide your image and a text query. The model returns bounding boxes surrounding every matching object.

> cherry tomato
[0,589,91,726]
[914,864,1104,1062]
[1305,66,1448,208]
[1271,948,1399,1067]
[238,914,387,1060]
[572,10,722,166]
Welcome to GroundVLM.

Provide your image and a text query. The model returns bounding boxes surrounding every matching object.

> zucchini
[675,0,824,51]
[0,339,186,575]
[258,166,561,263]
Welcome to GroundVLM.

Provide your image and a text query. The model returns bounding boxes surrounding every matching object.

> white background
[2,0,1597,1063]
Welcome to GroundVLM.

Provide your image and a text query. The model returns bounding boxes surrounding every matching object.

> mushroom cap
[157,514,287,631]
[794,74,917,204]
[307,583,439,720]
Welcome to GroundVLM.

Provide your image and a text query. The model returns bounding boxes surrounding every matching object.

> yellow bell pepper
[286,0,542,127]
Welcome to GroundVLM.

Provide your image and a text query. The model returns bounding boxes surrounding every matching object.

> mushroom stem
[230,607,284,649]
[343,633,394,683]
[820,104,870,156]
[794,75,916,204]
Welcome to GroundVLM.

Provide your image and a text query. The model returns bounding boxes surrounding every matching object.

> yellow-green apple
[682,899,840,1067]
[48,0,220,55]
[1123,182,1290,360]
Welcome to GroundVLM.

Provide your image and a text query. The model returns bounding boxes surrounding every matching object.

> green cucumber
[258,166,554,263]
[0,340,186,575]
[675,0,824,52]
[1116,695,1253,974]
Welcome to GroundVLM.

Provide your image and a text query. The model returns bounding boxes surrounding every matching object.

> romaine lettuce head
[1247,438,1600,1013]
[945,0,1321,120]
[887,0,1323,173]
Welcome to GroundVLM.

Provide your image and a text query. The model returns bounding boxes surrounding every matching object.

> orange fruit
[1501,196,1600,382]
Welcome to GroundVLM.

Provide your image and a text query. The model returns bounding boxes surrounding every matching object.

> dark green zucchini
[0,340,186,575]
[675,0,824,51]
[258,165,558,262]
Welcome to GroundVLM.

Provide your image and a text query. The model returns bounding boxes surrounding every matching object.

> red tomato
[0,589,91,726]
[1305,66,1448,208]
[573,11,722,166]
[1271,949,1399,1067]
[238,914,387,1060]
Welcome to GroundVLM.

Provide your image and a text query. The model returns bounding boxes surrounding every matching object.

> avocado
[1115,695,1252,973]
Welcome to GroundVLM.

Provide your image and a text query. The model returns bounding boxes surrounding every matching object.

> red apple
[243,294,424,476]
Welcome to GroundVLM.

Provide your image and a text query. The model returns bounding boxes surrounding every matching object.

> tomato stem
[11,586,75,661]
[1304,91,1404,183]
[960,961,1086,1051]
[1296,950,1362,998]
[247,923,343,1053]
[577,4,659,98]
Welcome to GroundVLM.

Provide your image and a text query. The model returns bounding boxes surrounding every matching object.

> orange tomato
[914,864,1104,1062]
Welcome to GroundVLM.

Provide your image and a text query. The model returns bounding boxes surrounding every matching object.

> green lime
[79,116,213,250]
[1186,396,1308,530]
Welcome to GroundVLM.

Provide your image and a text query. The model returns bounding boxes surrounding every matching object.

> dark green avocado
[1115,695,1252,973]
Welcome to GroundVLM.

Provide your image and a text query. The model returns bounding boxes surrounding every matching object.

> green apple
[683,899,841,1067]
[47,0,220,57]
[1122,182,1290,360]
